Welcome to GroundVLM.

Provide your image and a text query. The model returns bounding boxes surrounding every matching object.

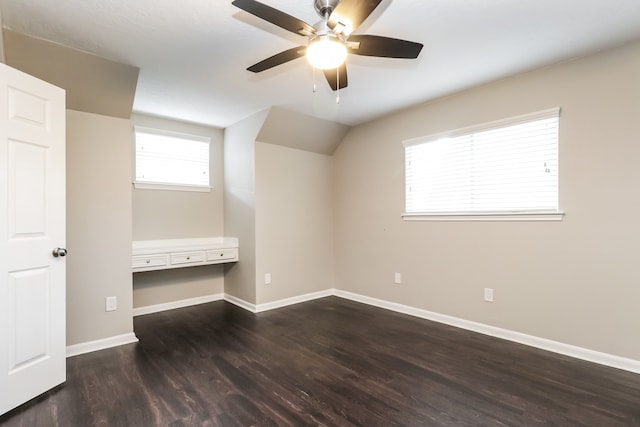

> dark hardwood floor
[2,296,640,426]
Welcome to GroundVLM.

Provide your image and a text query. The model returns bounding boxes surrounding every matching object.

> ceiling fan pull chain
[312,67,317,93]
[336,67,340,104]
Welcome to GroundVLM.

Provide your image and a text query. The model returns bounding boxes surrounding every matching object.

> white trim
[66,333,139,358]
[133,182,212,192]
[403,107,561,148]
[133,237,238,253]
[134,126,211,143]
[334,290,640,374]
[223,294,258,313]
[133,293,224,317]
[73,288,640,374]
[254,289,334,313]
[402,212,565,221]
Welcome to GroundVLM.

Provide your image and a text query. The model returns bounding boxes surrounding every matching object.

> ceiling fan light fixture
[306,35,347,70]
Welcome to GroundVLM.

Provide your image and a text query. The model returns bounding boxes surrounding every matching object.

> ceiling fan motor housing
[314,0,340,18]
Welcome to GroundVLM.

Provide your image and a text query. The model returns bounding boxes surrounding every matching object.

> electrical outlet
[394,272,402,284]
[105,296,117,312]
[484,288,494,302]
[265,273,272,285]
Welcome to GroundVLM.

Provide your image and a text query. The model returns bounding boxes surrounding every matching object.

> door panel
[9,139,48,236]
[8,86,49,128]
[9,268,49,371]
[0,63,66,415]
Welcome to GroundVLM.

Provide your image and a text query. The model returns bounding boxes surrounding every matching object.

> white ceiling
[2,0,640,127]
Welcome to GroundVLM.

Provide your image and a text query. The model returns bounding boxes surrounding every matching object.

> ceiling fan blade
[328,0,382,35]
[232,0,315,36]
[247,46,306,73]
[347,34,423,58]
[323,64,348,91]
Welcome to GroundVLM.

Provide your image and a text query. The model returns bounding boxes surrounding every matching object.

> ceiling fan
[231,0,424,91]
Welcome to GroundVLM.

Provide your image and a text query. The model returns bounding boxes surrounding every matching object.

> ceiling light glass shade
[306,37,348,70]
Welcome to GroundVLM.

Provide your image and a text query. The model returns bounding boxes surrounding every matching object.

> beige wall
[4,30,138,119]
[131,114,224,240]
[131,114,225,308]
[257,107,350,155]
[224,109,337,307]
[0,13,5,63]
[133,266,224,307]
[333,40,640,361]
[255,142,334,304]
[223,111,267,304]
[66,110,133,345]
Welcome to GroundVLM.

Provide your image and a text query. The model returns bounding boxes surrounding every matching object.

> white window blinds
[404,108,560,215]
[134,127,210,190]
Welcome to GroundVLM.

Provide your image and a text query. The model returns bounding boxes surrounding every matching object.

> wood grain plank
[1,297,639,426]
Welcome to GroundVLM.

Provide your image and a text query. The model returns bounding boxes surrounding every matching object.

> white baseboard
[66,332,139,358]
[224,294,257,312]
[133,293,225,317]
[223,289,334,313]
[334,290,640,375]
[255,289,334,313]
[75,288,640,374]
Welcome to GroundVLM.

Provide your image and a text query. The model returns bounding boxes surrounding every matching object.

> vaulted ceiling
[2,0,640,127]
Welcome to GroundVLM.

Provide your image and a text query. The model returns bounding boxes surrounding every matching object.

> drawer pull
[186,256,190,260]
[146,260,150,264]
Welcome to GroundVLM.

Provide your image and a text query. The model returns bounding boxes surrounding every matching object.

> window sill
[133,182,212,193]
[402,212,564,222]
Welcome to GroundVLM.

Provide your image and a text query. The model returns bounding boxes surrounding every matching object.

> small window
[134,126,210,192]
[403,108,561,220]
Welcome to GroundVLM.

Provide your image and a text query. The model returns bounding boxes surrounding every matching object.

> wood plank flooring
[2,296,640,426]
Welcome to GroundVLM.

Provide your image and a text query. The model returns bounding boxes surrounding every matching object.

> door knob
[52,247,68,257]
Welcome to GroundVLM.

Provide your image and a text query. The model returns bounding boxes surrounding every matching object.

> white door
[0,63,66,415]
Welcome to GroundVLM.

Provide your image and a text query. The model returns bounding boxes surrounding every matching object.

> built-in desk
[132,237,238,272]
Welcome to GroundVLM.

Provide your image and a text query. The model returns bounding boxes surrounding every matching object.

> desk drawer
[206,248,237,262]
[170,251,205,265]
[133,254,167,269]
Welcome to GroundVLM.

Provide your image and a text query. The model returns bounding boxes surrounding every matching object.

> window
[403,108,562,220]
[134,126,211,192]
